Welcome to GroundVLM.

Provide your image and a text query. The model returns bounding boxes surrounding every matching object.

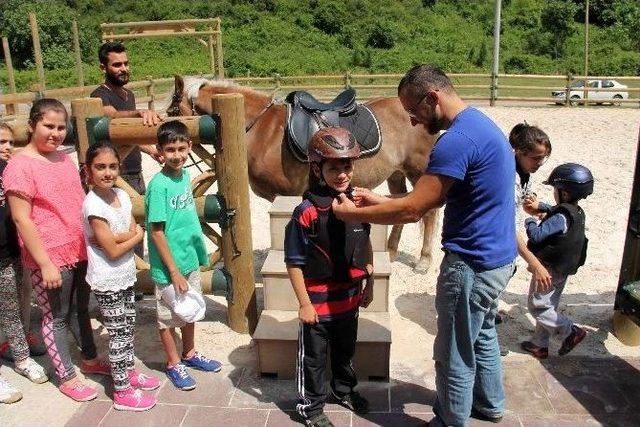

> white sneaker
[15,358,48,384]
[0,375,22,404]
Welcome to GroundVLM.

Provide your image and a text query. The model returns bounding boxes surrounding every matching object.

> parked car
[552,79,629,106]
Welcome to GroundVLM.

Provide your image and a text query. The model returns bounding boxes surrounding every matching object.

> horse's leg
[407,169,440,273]
[414,208,439,274]
[386,171,407,262]
[401,170,440,274]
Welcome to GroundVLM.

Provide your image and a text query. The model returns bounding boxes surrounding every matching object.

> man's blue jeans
[431,252,516,427]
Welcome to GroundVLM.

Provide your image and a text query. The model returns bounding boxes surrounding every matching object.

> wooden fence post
[212,94,258,334]
[28,13,46,92]
[1,37,17,115]
[490,73,497,107]
[72,20,84,87]
[583,0,590,108]
[215,18,224,79]
[208,32,216,76]
[273,73,281,97]
[490,0,502,107]
[565,73,571,107]
[70,97,104,164]
[344,71,351,89]
[146,76,155,110]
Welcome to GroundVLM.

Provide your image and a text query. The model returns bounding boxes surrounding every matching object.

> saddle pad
[286,104,382,163]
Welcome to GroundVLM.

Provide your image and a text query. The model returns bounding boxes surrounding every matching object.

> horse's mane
[183,77,215,101]
[183,76,271,101]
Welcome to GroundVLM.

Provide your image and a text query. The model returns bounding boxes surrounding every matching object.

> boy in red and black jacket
[285,127,373,427]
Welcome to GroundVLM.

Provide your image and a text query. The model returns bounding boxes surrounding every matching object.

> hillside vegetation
[0,0,638,91]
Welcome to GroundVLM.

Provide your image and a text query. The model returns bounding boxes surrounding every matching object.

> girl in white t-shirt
[508,122,553,293]
[82,141,159,411]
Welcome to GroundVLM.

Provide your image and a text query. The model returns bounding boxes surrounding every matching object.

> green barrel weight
[85,116,111,146]
[198,114,217,145]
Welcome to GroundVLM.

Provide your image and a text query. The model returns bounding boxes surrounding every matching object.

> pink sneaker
[80,359,111,376]
[59,381,97,402]
[129,369,161,391]
[113,387,156,411]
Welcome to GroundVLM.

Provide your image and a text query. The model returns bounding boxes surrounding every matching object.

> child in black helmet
[285,127,373,427]
[521,163,593,359]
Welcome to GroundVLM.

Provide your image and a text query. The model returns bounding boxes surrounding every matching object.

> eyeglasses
[405,93,428,120]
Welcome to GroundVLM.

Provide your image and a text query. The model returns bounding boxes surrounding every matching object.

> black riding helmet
[543,163,594,200]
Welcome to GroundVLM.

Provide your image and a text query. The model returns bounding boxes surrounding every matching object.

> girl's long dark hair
[85,140,121,167]
[509,122,552,155]
[27,98,68,142]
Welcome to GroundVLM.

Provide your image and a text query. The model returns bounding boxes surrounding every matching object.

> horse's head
[166,75,210,117]
[166,76,274,130]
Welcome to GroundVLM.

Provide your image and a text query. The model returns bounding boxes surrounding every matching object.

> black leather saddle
[285,89,382,163]
[295,89,356,112]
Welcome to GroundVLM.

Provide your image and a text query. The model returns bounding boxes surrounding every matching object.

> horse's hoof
[413,257,431,274]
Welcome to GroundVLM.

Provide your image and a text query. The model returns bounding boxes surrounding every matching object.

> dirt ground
[139,104,640,370]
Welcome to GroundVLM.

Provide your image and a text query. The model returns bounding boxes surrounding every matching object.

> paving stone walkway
[33,356,637,427]
[2,298,639,427]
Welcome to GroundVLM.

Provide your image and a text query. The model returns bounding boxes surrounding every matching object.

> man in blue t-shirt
[332,64,516,427]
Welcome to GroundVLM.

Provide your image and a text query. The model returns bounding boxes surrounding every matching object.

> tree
[540,0,579,59]
[1,1,78,69]
[475,43,488,67]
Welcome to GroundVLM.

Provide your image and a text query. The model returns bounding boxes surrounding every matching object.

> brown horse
[165,75,439,272]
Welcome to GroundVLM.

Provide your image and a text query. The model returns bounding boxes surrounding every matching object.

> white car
[552,79,629,105]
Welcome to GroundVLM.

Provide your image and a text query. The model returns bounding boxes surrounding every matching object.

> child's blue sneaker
[166,362,196,390]
[181,352,222,372]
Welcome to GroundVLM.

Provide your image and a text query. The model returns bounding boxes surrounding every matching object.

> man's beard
[425,115,444,135]
[106,71,129,87]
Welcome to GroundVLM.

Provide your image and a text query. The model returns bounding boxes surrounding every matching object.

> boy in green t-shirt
[145,121,221,390]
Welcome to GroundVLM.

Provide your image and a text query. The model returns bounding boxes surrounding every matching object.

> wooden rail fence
[2,72,639,120]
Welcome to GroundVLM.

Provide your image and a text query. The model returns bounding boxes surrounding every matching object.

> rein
[245,99,275,132]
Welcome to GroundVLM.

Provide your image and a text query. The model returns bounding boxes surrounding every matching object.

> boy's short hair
[98,41,126,65]
[157,120,191,147]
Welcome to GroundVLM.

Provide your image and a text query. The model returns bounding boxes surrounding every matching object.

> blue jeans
[432,252,516,427]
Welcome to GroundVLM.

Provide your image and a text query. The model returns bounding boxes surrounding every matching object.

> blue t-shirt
[426,107,517,270]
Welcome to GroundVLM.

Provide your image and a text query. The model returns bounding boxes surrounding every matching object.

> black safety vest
[302,188,370,283]
[528,203,587,277]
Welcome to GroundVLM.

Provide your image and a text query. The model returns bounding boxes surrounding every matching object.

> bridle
[171,90,198,116]
[175,89,275,132]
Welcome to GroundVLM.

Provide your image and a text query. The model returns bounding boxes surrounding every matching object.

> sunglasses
[405,91,435,120]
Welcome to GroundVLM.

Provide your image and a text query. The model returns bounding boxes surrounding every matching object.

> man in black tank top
[91,42,164,195]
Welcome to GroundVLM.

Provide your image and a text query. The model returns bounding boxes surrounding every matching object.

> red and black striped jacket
[284,188,370,321]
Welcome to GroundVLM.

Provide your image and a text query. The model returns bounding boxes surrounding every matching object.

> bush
[504,55,535,74]
[366,22,397,49]
[312,0,348,35]
[475,43,488,68]
[351,47,372,68]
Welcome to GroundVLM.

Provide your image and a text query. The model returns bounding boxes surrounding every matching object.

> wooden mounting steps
[254,196,392,380]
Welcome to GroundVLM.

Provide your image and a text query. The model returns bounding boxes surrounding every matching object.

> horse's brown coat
[167,76,440,271]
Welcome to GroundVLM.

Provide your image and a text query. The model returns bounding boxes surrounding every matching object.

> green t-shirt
[145,169,209,285]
